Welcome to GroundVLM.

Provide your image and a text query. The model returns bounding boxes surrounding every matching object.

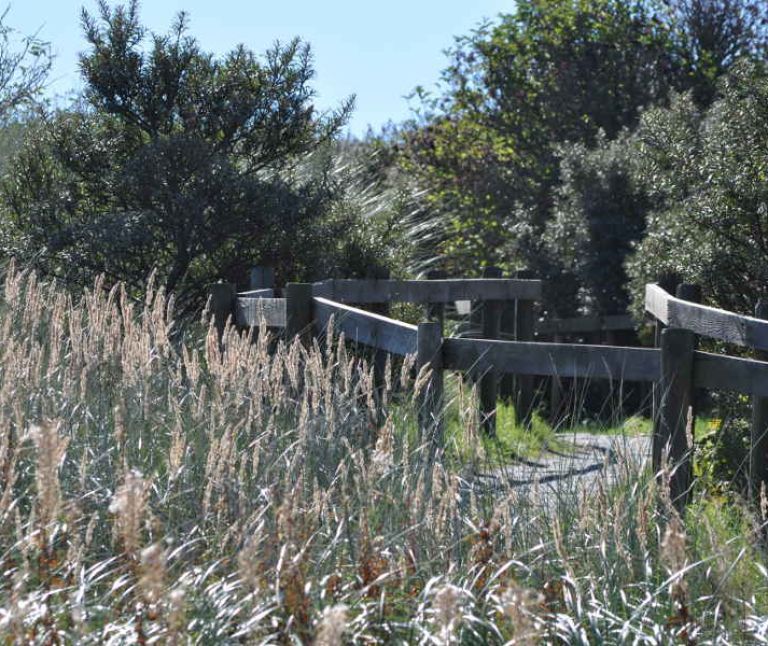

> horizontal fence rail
[313,278,542,304]
[443,337,660,382]
[239,288,275,298]
[645,283,768,350]
[313,297,418,356]
[535,314,637,335]
[693,351,768,397]
[235,297,286,327]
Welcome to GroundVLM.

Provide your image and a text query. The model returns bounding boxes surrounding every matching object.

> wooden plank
[315,278,542,304]
[480,267,502,435]
[235,297,286,328]
[209,283,236,342]
[313,297,418,357]
[693,351,768,397]
[417,321,444,445]
[239,288,274,298]
[645,283,768,351]
[535,314,636,336]
[655,327,695,513]
[751,299,768,497]
[443,338,660,382]
[285,284,313,344]
[644,283,671,325]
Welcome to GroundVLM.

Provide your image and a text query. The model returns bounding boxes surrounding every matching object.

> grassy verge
[0,267,766,643]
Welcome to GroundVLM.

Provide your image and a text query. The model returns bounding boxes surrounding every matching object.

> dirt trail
[476,433,651,500]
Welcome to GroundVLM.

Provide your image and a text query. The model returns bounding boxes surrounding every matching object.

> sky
[7,0,512,136]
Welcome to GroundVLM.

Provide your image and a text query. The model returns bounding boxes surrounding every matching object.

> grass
[0,265,767,643]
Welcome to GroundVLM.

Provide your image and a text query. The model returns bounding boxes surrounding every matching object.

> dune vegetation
[0,266,765,643]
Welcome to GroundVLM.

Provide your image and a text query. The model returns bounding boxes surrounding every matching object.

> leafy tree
[663,0,768,106]
[402,0,767,315]
[400,0,677,314]
[544,133,651,315]
[0,7,51,119]
[2,1,353,313]
[627,61,768,314]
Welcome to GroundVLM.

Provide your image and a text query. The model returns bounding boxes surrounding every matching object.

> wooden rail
[645,283,768,350]
[235,296,286,327]
[313,278,542,303]
[210,273,768,513]
[313,297,417,356]
[444,338,659,382]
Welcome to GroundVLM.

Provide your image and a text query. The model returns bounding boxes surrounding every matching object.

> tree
[401,0,677,314]
[663,0,768,106]
[626,61,768,315]
[544,133,651,315]
[0,7,51,119]
[2,1,352,313]
[401,0,767,315]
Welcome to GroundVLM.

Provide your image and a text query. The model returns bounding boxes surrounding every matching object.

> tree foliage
[2,1,369,313]
[627,61,768,314]
[402,0,767,315]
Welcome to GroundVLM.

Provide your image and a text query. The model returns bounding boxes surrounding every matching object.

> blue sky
[8,1,512,136]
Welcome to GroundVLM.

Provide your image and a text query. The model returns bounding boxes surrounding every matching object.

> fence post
[209,282,236,345]
[369,267,391,421]
[751,298,768,499]
[250,266,275,290]
[499,270,516,402]
[417,321,444,446]
[654,327,696,513]
[480,266,502,435]
[549,332,565,427]
[515,269,536,427]
[426,269,447,329]
[285,283,313,346]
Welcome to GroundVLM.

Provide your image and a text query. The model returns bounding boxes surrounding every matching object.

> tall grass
[0,264,766,643]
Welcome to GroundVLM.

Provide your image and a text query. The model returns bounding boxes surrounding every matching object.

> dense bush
[627,61,768,314]
[401,0,768,315]
[545,133,650,316]
[0,2,411,315]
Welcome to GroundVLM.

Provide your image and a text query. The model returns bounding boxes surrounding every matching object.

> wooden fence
[210,274,768,511]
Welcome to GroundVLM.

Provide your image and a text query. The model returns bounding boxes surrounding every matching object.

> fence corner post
[751,298,768,500]
[514,269,536,428]
[479,266,502,435]
[417,321,444,447]
[654,326,696,514]
[285,282,313,346]
[209,282,236,344]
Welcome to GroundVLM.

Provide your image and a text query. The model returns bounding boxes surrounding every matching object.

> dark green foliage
[545,135,650,316]
[402,0,768,315]
[401,0,679,307]
[626,61,768,315]
[2,1,367,314]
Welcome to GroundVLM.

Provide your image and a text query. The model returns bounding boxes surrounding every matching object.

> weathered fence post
[499,270,517,402]
[515,269,536,427]
[652,274,680,463]
[480,266,502,435]
[751,298,768,499]
[417,321,444,446]
[250,266,275,290]
[209,282,236,344]
[285,283,313,346]
[426,269,447,330]
[549,332,565,427]
[654,327,696,513]
[369,267,391,421]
